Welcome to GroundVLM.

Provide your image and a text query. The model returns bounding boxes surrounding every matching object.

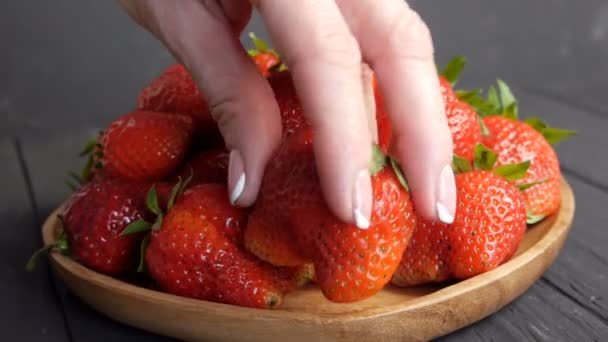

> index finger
[252,0,374,228]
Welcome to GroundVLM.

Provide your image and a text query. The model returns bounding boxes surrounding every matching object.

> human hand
[118,0,456,228]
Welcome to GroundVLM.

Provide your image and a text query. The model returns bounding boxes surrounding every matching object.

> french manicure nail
[228,149,246,205]
[436,164,457,224]
[352,169,373,229]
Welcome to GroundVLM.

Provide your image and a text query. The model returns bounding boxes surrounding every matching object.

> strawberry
[440,57,483,161]
[391,218,451,286]
[145,184,310,308]
[245,128,416,302]
[97,111,194,182]
[482,116,562,218]
[175,149,229,186]
[247,33,283,77]
[137,64,223,146]
[268,71,306,139]
[393,145,528,286]
[446,100,483,161]
[371,72,392,153]
[463,79,574,219]
[61,179,152,275]
[448,170,527,278]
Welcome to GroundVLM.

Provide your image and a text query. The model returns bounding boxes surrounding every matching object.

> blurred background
[3,0,608,137]
[2,1,608,341]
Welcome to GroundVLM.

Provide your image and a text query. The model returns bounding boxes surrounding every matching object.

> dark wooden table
[2,1,608,341]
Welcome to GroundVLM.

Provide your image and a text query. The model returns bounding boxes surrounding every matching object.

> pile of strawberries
[30,35,574,309]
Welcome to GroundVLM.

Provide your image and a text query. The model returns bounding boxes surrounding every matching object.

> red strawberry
[137,65,210,129]
[98,111,194,182]
[145,184,309,308]
[482,115,561,217]
[439,76,456,104]
[61,179,152,275]
[439,57,483,161]
[268,71,306,139]
[393,170,527,286]
[448,171,527,277]
[370,72,392,153]
[247,33,281,77]
[245,128,416,302]
[137,64,223,146]
[391,218,450,286]
[175,149,229,186]
[252,53,280,77]
[446,100,483,161]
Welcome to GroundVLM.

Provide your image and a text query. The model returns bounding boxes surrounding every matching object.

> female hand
[119,0,456,228]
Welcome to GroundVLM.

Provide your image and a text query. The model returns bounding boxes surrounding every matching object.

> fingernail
[436,164,457,224]
[228,150,246,205]
[352,170,373,229]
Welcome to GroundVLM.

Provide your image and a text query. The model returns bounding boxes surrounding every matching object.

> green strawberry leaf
[390,158,409,192]
[26,232,70,271]
[146,185,162,216]
[503,103,519,120]
[523,117,547,133]
[523,117,576,145]
[65,180,78,192]
[441,56,466,85]
[541,127,577,145]
[494,161,530,181]
[455,89,481,102]
[461,93,498,117]
[496,79,518,118]
[527,211,546,225]
[452,155,472,174]
[167,172,193,211]
[518,178,549,191]
[120,219,152,236]
[248,32,270,54]
[79,138,97,157]
[486,86,500,111]
[136,235,151,273]
[479,118,491,137]
[269,62,288,73]
[473,144,497,171]
[369,144,387,176]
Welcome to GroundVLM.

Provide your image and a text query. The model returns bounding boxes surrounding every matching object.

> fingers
[122,0,281,207]
[253,0,373,228]
[336,0,456,223]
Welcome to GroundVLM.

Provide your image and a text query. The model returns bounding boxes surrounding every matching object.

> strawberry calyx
[440,56,466,86]
[26,228,70,271]
[527,210,546,225]
[120,174,192,272]
[461,80,576,145]
[523,117,576,146]
[247,32,276,57]
[369,144,409,191]
[452,143,533,182]
[66,135,103,191]
[247,32,285,72]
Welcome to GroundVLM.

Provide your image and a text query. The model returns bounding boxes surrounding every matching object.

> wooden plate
[42,178,575,342]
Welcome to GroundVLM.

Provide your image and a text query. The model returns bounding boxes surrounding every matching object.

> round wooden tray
[42,178,575,342]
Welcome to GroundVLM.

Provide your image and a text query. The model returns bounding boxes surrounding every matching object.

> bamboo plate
[42,178,575,342]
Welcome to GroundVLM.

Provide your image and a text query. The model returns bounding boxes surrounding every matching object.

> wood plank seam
[14,138,76,342]
[540,277,608,326]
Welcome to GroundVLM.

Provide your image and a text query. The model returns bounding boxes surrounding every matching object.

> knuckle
[382,8,434,62]
[292,25,362,71]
